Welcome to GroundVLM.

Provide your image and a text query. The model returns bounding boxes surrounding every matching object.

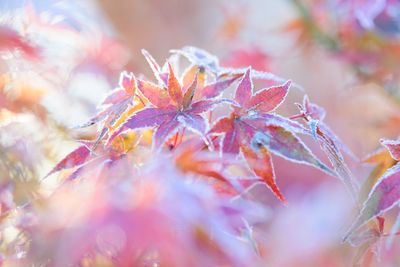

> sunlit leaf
[45,145,91,178]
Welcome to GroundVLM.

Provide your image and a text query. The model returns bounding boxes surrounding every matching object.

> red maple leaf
[209,68,333,203]
[111,59,234,149]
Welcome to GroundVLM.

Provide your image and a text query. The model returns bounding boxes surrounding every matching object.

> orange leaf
[241,144,286,204]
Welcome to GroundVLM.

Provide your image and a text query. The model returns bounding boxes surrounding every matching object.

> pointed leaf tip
[234,67,253,106]
[381,139,400,161]
[241,144,287,203]
[247,80,291,113]
[141,49,165,86]
[167,63,183,105]
[119,71,136,95]
[45,145,91,178]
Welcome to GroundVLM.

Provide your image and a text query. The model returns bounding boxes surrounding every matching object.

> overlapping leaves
[110,62,234,149]
[209,68,334,202]
[50,47,343,205]
[345,139,400,240]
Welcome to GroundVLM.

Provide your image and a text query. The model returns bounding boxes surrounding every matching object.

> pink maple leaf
[209,68,333,202]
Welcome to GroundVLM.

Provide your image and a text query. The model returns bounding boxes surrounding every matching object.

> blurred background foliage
[0,0,400,266]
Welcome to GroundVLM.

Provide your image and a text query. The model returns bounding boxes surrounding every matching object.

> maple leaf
[291,95,359,199]
[209,68,333,202]
[344,139,400,241]
[111,61,232,150]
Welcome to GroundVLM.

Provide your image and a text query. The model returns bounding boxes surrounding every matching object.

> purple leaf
[121,107,175,130]
[153,118,181,149]
[189,99,231,114]
[177,114,208,136]
[199,77,239,99]
[234,68,252,106]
